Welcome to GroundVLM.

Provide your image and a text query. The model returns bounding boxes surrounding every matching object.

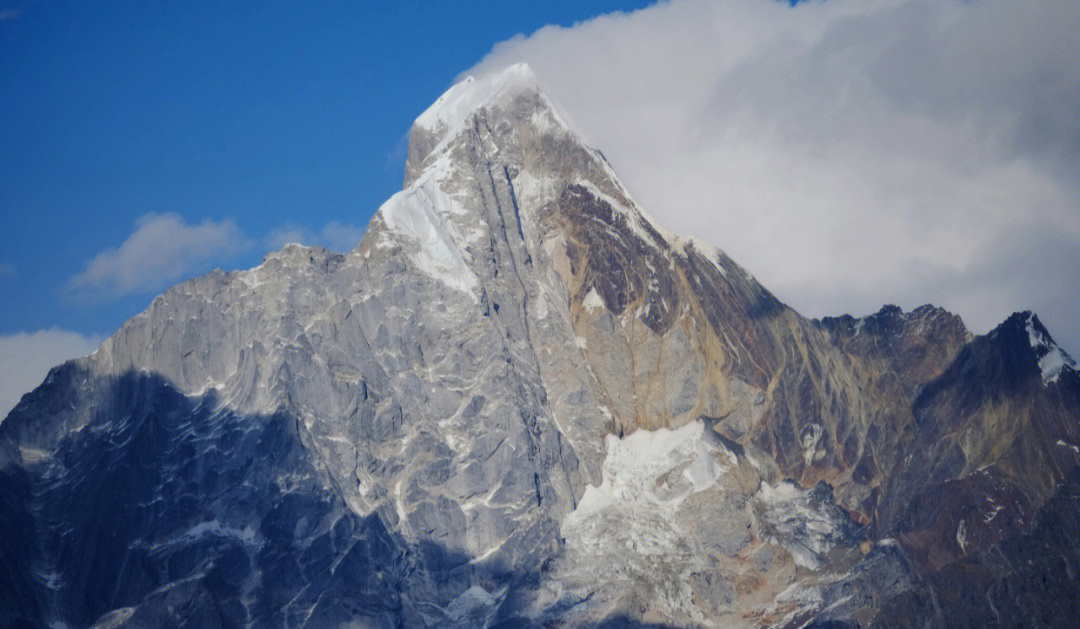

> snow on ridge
[415,63,540,136]
[675,236,729,278]
[412,63,581,180]
[1025,313,1076,385]
[586,148,676,247]
[576,178,670,251]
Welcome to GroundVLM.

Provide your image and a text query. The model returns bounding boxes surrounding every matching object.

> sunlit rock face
[3,64,1080,628]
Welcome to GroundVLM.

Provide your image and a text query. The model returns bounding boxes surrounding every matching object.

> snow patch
[147,518,259,553]
[1025,314,1076,385]
[800,423,824,467]
[676,236,729,278]
[755,481,849,571]
[582,288,605,312]
[1056,439,1080,454]
[984,505,1004,524]
[35,569,64,591]
[181,519,257,545]
[569,421,722,521]
[377,167,479,298]
[555,421,729,619]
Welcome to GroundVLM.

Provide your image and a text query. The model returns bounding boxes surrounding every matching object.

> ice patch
[515,171,561,208]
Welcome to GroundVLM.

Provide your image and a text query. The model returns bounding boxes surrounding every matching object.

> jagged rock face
[2,64,1080,628]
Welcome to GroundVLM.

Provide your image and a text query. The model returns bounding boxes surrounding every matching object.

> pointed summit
[404,63,565,187]
[415,63,541,134]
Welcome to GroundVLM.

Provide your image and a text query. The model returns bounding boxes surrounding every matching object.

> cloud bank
[67,213,251,297]
[0,328,104,421]
[467,0,1080,351]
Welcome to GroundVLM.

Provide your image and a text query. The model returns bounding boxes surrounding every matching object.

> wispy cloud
[67,213,250,298]
[0,328,104,421]
[0,8,21,21]
[468,0,1080,352]
[0,262,14,278]
[266,220,364,252]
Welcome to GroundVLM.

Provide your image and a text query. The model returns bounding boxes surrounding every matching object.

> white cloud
[67,213,250,297]
[466,0,1080,352]
[266,220,365,252]
[0,328,104,421]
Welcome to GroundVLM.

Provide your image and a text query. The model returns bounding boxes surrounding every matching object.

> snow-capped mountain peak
[414,63,542,135]
[402,63,583,190]
[4,64,1080,629]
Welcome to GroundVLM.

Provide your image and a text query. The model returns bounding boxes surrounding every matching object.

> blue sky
[0,0,656,338]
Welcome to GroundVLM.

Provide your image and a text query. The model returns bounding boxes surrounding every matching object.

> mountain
[3,63,1080,628]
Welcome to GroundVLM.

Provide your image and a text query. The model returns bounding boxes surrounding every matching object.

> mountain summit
[3,65,1079,628]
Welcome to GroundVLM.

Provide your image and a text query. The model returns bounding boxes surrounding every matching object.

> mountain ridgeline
[3,64,1079,628]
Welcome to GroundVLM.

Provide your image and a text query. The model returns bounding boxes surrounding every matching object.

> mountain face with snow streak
[3,64,1080,628]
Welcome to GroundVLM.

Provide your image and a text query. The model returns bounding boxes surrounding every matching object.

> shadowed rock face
[3,64,1080,628]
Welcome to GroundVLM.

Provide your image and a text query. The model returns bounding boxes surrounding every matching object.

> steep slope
[2,64,1079,628]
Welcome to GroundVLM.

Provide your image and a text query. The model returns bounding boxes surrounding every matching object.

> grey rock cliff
[2,64,1079,628]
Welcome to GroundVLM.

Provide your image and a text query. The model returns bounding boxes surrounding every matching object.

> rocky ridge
[2,64,1079,628]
